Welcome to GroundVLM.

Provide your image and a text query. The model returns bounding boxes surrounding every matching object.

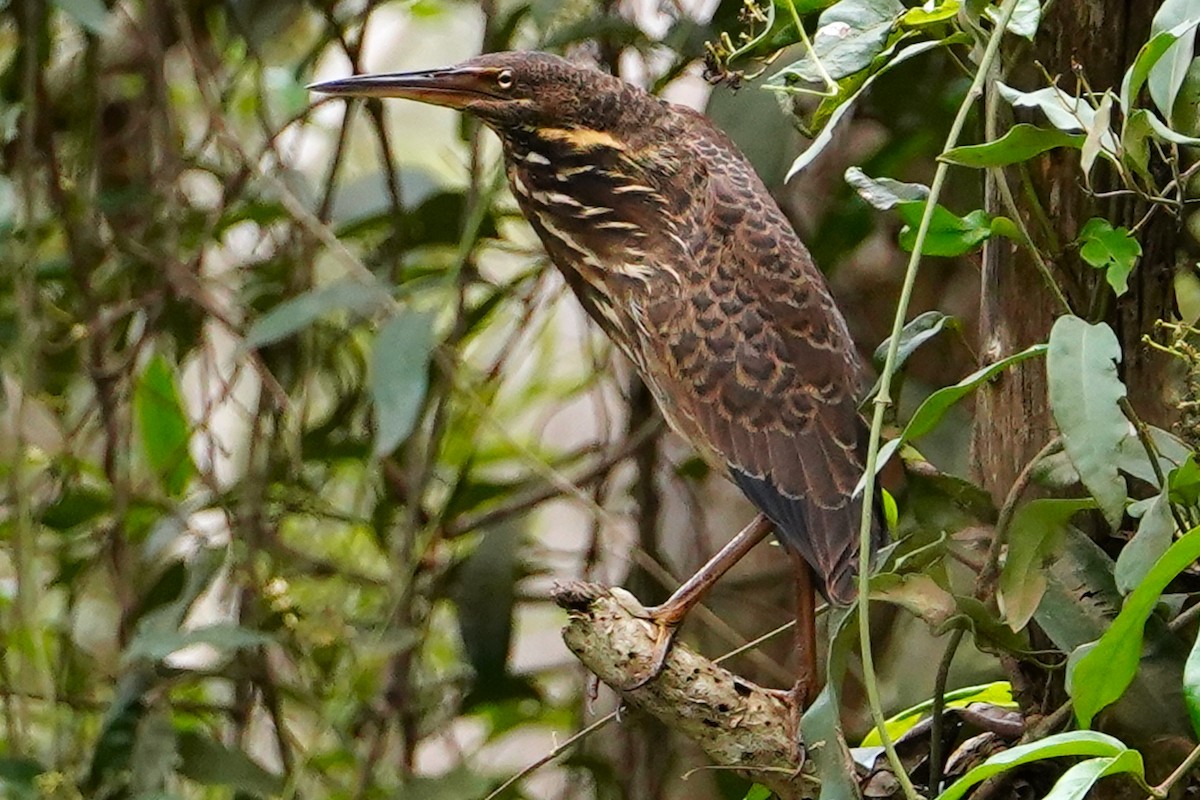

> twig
[928,627,966,796]
[1119,396,1193,532]
[977,437,1063,601]
[481,711,621,800]
[857,4,1023,799]
[1148,740,1200,799]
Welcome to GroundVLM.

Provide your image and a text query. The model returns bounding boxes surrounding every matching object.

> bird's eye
[496,69,515,90]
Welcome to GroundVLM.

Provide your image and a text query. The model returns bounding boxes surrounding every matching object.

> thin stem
[928,627,966,796]
[856,3,1021,798]
[481,711,620,800]
[978,437,1063,600]
[1119,396,1193,533]
[1148,740,1200,800]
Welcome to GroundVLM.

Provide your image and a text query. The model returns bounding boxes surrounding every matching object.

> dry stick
[1148,740,1200,800]
[858,4,1022,798]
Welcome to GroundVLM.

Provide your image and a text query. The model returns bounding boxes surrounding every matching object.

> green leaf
[126,623,272,663]
[935,731,1133,800]
[999,499,1095,631]
[996,83,1118,152]
[177,730,284,795]
[1069,526,1200,727]
[784,38,953,178]
[801,608,860,800]
[1144,107,1200,144]
[743,785,774,800]
[985,0,1040,39]
[1185,623,1200,739]
[39,485,111,530]
[1047,316,1128,528]
[845,166,929,210]
[1078,218,1141,297]
[1120,19,1200,113]
[52,0,109,32]
[1148,0,1200,122]
[1122,109,1156,183]
[857,343,1047,493]
[1040,753,1147,800]
[244,278,391,349]
[861,681,1015,746]
[370,309,439,458]
[871,310,959,373]
[1169,453,1200,506]
[772,0,905,85]
[901,0,958,26]
[1114,488,1176,594]
[940,124,1085,168]
[135,355,195,498]
[0,757,43,800]
[896,202,994,256]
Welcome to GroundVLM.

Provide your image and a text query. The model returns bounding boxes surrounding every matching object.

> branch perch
[553,581,820,800]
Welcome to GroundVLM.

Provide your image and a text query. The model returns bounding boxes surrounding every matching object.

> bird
[310,50,885,710]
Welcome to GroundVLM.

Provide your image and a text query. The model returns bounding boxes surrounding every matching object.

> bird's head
[310,51,650,139]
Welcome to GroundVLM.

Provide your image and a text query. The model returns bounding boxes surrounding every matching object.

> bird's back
[498,64,885,602]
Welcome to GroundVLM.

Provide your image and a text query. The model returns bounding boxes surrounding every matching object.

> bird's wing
[639,136,883,603]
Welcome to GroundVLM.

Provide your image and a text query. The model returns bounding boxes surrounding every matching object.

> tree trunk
[972,0,1179,501]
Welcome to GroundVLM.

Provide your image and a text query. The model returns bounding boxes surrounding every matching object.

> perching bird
[311,51,884,708]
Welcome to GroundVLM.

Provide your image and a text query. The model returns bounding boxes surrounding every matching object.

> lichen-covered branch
[553,581,819,800]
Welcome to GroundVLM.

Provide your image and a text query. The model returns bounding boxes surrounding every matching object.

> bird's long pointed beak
[308,67,498,110]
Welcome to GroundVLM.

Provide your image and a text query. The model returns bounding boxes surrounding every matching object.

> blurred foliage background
[0,0,1013,797]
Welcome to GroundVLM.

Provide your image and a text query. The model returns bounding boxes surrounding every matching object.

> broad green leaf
[1170,453,1200,506]
[999,499,1095,631]
[1122,109,1156,183]
[1120,18,1200,114]
[939,124,1084,168]
[52,0,109,32]
[984,0,1040,39]
[39,485,111,530]
[1040,753,1147,800]
[856,343,1047,493]
[784,38,952,178]
[935,731,1132,800]
[1185,623,1200,738]
[996,83,1119,152]
[1081,91,1114,179]
[871,310,960,373]
[1077,218,1141,297]
[370,309,439,457]
[0,757,42,800]
[774,0,905,85]
[1069,525,1200,727]
[1115,488,1175,594]
[743,785,773,800]
[861,681,1015,746]
[1148,0,1200,122]
[244,278,390,349]
[901,0,958,26]
[896,202,994,256]
[177,730,284,795]
[1117,424,1192,487]
[1145,108,1200,144]
[134,355,195,498]
[844,166,928,210]
[1046,316,1128,528]
[126,623,272,663]
[870,572,957,627]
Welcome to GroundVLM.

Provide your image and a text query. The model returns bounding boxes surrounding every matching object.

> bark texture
[553,581,820,800]
[972,0,1179,501]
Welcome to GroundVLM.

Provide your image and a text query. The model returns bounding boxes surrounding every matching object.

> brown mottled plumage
[312,51,883,646]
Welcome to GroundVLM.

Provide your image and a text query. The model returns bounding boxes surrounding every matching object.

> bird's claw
[624,613,681,690]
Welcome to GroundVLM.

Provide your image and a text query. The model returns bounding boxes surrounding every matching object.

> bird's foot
[615,594,684,690]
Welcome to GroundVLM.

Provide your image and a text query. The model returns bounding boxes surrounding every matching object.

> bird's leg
[626,514,773,689]
[789,549,820,714]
